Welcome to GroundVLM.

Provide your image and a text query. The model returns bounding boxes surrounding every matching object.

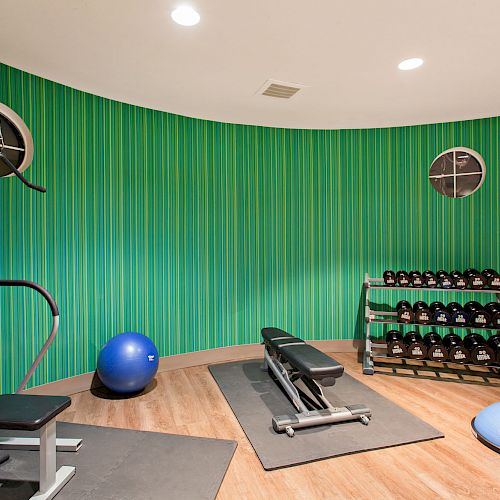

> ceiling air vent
[257,79,304,99]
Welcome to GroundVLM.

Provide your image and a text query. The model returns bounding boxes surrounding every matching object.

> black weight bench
[0,394,75,499]
[262,328,371,437]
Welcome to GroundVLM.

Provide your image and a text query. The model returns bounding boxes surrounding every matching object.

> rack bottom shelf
[372,352,500,372]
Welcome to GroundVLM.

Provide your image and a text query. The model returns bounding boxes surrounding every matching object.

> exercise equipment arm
[0,151,46,193]
[0,280,59,392]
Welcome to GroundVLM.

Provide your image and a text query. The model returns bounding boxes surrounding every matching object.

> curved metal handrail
[0,280,59,392]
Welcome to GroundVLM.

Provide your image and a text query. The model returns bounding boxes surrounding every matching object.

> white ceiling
[2,0,500,129]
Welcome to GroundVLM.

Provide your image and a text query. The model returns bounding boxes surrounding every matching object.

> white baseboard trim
[23,339,362,396]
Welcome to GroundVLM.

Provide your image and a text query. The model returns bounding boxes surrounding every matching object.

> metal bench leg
[31,419,75,500]
[265,346,372,436]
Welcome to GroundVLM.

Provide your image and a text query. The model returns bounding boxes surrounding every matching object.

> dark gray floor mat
[209,359,443,470]
[0,422,237,499]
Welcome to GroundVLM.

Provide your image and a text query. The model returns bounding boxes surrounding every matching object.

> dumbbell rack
[363,273,500,375]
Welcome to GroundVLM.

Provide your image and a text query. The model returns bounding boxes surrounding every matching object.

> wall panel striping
[0,63,498,392]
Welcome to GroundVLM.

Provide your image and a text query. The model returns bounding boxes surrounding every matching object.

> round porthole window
[429,147,485,198]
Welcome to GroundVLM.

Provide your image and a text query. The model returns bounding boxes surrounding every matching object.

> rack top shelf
[366,277,500,294]
[369,318,500,331]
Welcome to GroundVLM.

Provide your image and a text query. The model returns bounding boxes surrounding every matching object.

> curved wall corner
[0,63,499,393]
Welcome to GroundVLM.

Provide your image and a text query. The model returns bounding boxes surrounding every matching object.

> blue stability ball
[472,402,500,453]
[97,332,159,393]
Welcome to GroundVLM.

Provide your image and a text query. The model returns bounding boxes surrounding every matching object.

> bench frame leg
[28,419,75,500]
[39,419,57,493]
[264,349,308,413]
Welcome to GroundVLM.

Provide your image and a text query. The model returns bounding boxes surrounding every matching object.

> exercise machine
[262,328,371,437]
[0,104,78,498]
[0,281,82,499]
[0,281,82,451]
[0,394,75,500]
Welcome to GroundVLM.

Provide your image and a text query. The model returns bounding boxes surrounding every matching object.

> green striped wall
[0,63,498,393]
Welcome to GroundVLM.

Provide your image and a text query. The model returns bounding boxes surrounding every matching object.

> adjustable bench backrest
[262,328,344,386]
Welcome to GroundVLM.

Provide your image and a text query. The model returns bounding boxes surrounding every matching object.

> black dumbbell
[396,300,414,323]
[482,269,500,290]
[486,334,500,363]
[408,270,424,287]
[463,301,491,328]
[484,302,500,328]
[442,333,470,363]
[396,270,410,287]
[383,270,397,286]
[429,301,452,325]
[447,302,470,326]
[436,270,453,289]
[463,268,486,289]
[422,270,437,288]
[450,270,467,289]
[413,301,432,324]
[423,332,448,361]
[386,330,407,358]
[403,331,427,359]
[463,333,495,365]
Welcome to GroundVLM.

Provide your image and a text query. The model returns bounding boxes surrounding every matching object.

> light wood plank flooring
[61,353,500,499]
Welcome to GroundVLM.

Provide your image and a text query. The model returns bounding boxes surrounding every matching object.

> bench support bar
[264,349,308,414]
[265,345,372,436]
[0,437,82,452]
[272,404,372,432]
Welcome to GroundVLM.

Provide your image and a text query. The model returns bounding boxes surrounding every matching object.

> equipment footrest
[0,437,82,452]
[272,406,372,434]
[31,466,75,500]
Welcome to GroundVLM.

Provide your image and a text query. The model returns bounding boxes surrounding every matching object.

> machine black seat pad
[261,327,295,342]
[279,344,344,380]
[0,394,71,431]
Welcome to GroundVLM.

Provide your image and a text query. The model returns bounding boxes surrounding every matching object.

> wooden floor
[61,353,500,499]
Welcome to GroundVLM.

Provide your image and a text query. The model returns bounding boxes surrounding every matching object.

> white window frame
[429,146,486,198]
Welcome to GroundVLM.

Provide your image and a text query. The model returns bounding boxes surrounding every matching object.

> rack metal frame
[362,273,500,375]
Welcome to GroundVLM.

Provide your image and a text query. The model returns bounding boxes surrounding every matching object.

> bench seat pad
[262,327,344,380]
[279,343,344,379]
[0,394,71,431]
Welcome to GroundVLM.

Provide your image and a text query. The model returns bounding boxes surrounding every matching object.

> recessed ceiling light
[398,58,424,71]
[171,6,200,26]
